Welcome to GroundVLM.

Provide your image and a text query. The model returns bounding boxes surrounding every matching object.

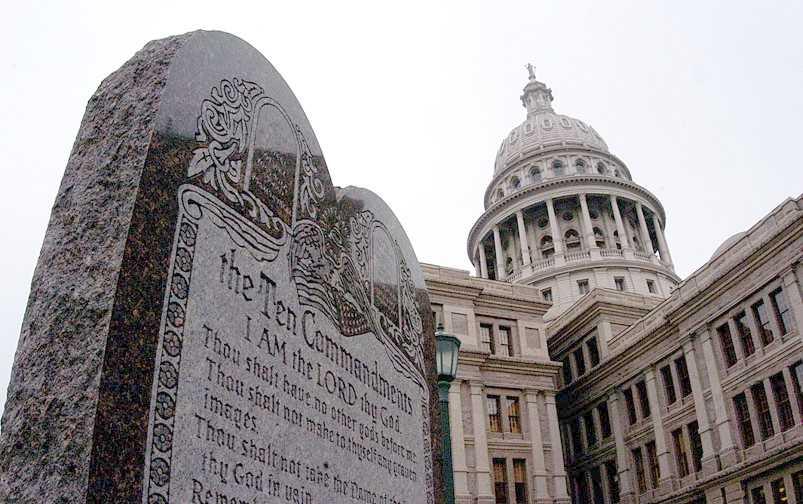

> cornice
[517,256,681,286]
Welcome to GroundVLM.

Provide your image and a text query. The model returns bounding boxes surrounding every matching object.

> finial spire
[525,63,536,81]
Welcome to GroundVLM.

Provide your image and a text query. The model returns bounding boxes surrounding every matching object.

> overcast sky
[1,0,801,412]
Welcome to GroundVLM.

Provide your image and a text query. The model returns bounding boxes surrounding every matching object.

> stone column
[579,193,598,251]
[478,242,489,279]
[635,202,653,254]
[493,225,505,281]
[525,391,550,503]
[546,198,565,257]
[469,382,495,503]
[545,392,569,501]
[609,391,635,502]
[516,210,531,266]
[653,216,674,267]
[700,328,738,465]
[682,339,717,474]
[449,381,472,501]
[644,367,673,488]
[610,195,630,249]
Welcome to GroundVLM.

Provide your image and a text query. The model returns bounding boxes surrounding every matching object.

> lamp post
[436,324,461,504]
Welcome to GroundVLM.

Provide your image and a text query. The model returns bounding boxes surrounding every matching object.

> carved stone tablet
[0,31,439,503]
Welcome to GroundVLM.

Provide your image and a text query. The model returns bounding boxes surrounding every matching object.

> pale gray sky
[1,0,802,412]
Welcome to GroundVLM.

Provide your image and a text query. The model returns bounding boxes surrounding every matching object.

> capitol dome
[494,70,609,175]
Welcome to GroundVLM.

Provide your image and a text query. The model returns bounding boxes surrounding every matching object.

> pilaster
[448,381,471,501]
[682,338,718,475]
[469,382,495,503]
[700,328,738,466]
[644,367,673,491]
[544,392,570,501]
[525,391,551,503]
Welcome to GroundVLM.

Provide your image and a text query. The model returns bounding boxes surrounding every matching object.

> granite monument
[0,31,440,503]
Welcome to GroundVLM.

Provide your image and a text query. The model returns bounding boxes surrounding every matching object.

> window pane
[633,448,646,493]
[636,381,651,418]
[574,348,587,376]
[590,467,604,504]
[499,326,512,357]
[624,388,638,425]
[481,324,494,354]
[646,441,660,488]
[688,421,703,472]
[675,356,692,397]
[507,397,521,434]
[734,393,755,447]
[513,459,528,504]
[571,417,584,456]
[587,337,601,367]
[598,403,612,438]
[492,458,508,504]
[660,365,677,405]
[770,373,794,431]
[791,362,803,422]
[562,357,573,385]
[488,395,502,433]
[584,412,597,447]
[752,486,767,504]
[736,312,756,356]
[672,428,689,477]
[718,323,738,367]
[605,461,620,503]
[771,478,787,504]
[751,383,775,439]
[752,300,774,346]
[770,288,792,335]
[792,471,803,504]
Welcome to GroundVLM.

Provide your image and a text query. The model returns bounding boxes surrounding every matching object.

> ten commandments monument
[0,31,440,503]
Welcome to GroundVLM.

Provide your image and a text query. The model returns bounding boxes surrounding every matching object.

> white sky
[1,0,802,412]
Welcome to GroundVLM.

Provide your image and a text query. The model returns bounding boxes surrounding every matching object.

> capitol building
[425,68,803,504]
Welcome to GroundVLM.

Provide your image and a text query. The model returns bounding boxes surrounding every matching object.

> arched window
[530,167,542,183]
[552,160,564,177]
[540,235,554,258]
[614,169,621,178]
[593,227,606,248]
[510,176,521,190]
[574,159,586,174]
[564,229,581,250]
[596,162,606,175]
[613,230,622,250]
[633,235,643,252]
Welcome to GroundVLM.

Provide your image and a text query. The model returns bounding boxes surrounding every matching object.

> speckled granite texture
[0,31,443,503]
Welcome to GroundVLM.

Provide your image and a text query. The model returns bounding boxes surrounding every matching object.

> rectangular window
[752,486,767,504]
[624,388,638,425]
[770,373,794,431]
[571,417,584,456]
[584,412,597,447]
[751,383,775,440]
[562,356,573,385]
[499,326,513,357]
[605,460,620,503]
[675,356,692,397]
[507,397,522,434]
[632,447,646,493]
[574,348,587,376]
[542,288,553,303]
[752,300,775,346]
[614,277,625,291]
[492,458,508,504]
[792,471,803,504]
[791,362,803,421]
[587,337,601,367]
[771,478,787,504]
[488,395,502,433]
[636,381,651,418]
[513,459,528,504]
[575,472,591,504]
[647,279,657,294]
[672,428,689,477]
[578,279,590,295]
[688,421,703,473]
[770,287,792,335]
[590,466,604,504]
[646,441,660,488]
[661,365,677,405]
[718,323,738,367]
[736,311,756,356]
[481,324,495,354]
[734,393,755,447]
[598,402,612,439]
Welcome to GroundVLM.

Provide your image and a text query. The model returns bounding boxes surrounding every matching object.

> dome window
[613,230,622,250]
[564,229,581,250]
[540,235,554,258]
[614,169,621,178]
[542,118,554,130]
[560,117,572,128]
[537,217,549,229]
[552,160,564,177]
[593,227,606,248]
[530,167,542,182]
[596,162,606,175]
[575,159,586,173]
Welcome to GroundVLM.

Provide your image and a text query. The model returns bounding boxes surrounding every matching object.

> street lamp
[436,324,461,504]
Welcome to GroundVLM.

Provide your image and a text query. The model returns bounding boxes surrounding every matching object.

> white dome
[494,112,608,174]
[711,231,747,260]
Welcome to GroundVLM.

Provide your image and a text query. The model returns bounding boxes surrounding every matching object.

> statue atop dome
[526,63,536,80]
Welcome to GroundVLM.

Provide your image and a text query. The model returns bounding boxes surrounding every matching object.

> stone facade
[430,68,803,504]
